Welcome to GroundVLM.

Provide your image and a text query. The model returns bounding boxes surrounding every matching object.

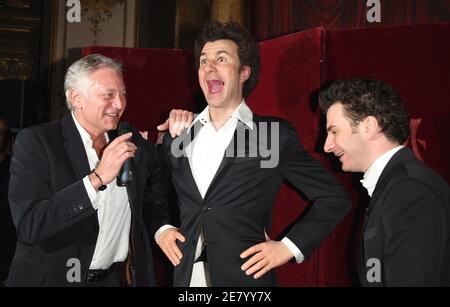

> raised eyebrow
[200,50,231,57]
[326,125,336,133]
[216,50,231,56]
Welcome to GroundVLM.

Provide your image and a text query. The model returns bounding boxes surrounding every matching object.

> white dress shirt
[360,146,404,197]
[155,101,304,286]
[72,112,131,270]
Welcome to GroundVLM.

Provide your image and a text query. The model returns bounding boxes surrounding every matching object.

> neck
[90,132,106,144]
[73,111,106,156]
[209,99,242,130]
[91,135,107,158]
[73,111,105,141]
[364,140,401,172]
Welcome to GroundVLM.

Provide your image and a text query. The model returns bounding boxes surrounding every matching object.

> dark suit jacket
[154,116,351,286]
[360,147,450,286]
[7,114,163,286]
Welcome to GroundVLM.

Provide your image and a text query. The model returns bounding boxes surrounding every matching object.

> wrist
[88,173,101,191]
[90,169,107,191]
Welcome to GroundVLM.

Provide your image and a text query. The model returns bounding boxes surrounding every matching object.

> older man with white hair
[7,54,192,287]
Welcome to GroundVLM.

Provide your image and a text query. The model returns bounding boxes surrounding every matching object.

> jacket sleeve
[8,127,95,245]
[279,120,352,258]
[142,132,174,238]
[382,179,446,286]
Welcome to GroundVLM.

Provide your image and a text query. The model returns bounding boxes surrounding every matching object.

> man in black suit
[319,78,450,286]
[7,54,192,287]
[154,21,351,287]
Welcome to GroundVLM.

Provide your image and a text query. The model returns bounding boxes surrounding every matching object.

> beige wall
[50,0,138,120]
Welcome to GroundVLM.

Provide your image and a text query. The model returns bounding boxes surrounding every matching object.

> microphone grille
[118,122,131,136]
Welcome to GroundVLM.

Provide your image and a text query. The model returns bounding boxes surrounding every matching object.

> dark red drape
[251,0,450,40]
[84,22,450,287]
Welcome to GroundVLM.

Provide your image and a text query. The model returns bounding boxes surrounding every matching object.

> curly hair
[194,21,260,98]
[319,78,410,144]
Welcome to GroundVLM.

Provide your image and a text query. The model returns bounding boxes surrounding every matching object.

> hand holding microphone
[117,122,133,186]
[89,122,136,191]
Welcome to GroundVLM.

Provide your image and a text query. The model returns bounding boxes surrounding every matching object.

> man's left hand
[240,240,294,279]
[157,109,194,138]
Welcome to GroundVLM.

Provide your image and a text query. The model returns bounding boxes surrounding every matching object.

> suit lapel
[367,147,415,214]
[180,156,203,201]
[179,121,204,201]
[203,121,251,199]
[62,115,91,179]
[120,127,142,207]
[126,149,139,205]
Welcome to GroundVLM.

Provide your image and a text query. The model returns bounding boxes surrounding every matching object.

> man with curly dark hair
[153,21,351,287]
[320,78,450,286]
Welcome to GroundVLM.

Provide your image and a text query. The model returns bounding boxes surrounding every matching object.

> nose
[324,134,334,153]
[203,61,217,73]
[112,93,126,110]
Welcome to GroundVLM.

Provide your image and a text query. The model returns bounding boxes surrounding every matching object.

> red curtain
[84,22,450,286]
[251,0,450,40]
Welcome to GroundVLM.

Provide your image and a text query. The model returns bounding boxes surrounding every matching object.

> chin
[341,164,351,172]
[342,165,360,173]
[105,121,119,131]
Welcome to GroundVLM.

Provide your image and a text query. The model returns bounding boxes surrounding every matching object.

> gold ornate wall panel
[175,0,211,49]
[211,0,247,25]
[4,0,31,9]
[80,0,125,43]
[0,1,42,81]
[0,58,33,80]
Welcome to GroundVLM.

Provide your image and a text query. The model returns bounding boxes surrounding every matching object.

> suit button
[201,207,211,212]
[78,205,84,210]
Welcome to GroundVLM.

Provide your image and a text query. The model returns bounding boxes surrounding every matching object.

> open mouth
[207,80,224,94]
[336,152,344,161]
[105,112,120,119]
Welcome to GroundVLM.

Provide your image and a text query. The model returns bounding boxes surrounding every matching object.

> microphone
[117,122,133,187]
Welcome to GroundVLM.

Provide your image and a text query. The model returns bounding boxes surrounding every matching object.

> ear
[363,116,380,139]
[68,89,83,110]
[239,65,251,83]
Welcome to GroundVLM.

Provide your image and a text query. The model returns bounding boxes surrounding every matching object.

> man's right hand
[157,228,185,266]
[89,132,137,190]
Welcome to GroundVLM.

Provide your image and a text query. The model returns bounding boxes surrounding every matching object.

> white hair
[64,54,123,110]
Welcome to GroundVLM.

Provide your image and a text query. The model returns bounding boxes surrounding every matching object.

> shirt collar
[360,145,404,197]
[188,100,254,132]
[71,112,108,147]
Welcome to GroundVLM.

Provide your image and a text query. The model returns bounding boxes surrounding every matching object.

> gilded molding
[4,0,30,9]
[0,58,33,80]
[80,0,125,41]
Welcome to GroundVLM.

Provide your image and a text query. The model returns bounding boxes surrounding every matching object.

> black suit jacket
[7,114,163,286]
[154,116,351,286]
[359,147,450,286]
